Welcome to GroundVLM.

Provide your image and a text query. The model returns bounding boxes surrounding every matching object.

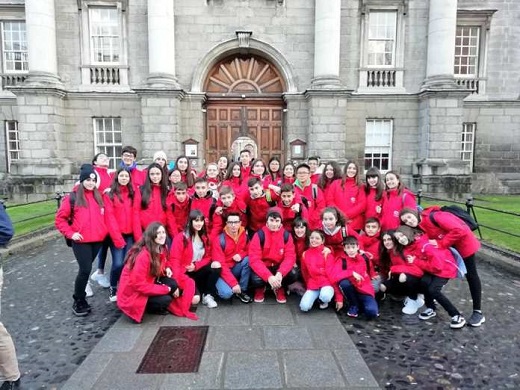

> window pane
[90,7,120,64]
[365,119,392,171]
[2,21,28,73]
[454,26,480,77]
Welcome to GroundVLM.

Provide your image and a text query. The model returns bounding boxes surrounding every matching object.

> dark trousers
[463,254,482,311]
[72,241,103,300]
[187,264,221,296]
[145,277,178,314]
[420,274,460,317]
[382,274,422,300]
[338,279,379,319]
[250,265,299,289]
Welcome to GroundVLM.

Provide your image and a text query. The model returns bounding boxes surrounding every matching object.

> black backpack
[256,229,290,248]
[300,184,318,209]
[429,205,478,232]
[65,192,76,247]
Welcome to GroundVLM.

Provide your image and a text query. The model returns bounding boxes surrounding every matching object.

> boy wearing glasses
[293,163,326,230]
[211,186,247,239]
[120,145,145,187]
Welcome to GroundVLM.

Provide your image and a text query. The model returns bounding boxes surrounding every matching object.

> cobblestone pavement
[337,261,520,389]
[2,238,121,389]
[2,238,520,389]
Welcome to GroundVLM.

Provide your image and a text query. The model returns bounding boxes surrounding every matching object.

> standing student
[169,210,221,308]
[307,156,323,184]
[168,168,183,188]
[92,152,115,192]
[281,162,296,185]
[0,202,21,388]
[400,207,485,327]
[201,163,221,197]
[264,157,282,189]
[55,164,125,316]
[190,178,217,235]
[242,177,280,236]
[379,171,416,231]
[217,156,229,182]
[152,151,169,179]
[117,223,197,322]
[294,163,326,230]
[211,186,248,239]
[175,155,197,189]
[133,163,171,241]
[299,230,337,311]
[326,160,366,232]
[222,162,246,198]
[251,159,268,184]
[166,182,191,236]
[317,161,342,201]
[363,166,384,222]
[213,212,253,303]
[120,145,145,187]
[238,149,253,179]
[278,183,309,232]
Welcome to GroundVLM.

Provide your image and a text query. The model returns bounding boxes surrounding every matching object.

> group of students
[55,146,485,329]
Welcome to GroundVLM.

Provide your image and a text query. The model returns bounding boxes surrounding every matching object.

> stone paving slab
[283,350,345,388]
[224,351,282,389]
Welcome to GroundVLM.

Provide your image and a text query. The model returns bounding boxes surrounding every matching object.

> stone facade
[0,0,519,201]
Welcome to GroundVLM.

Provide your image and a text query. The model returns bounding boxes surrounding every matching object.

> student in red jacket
[317,161,342,202]
[287,217,310,296]
[332,236,378,319]
[264,156,282,189]
[400,207,484,327]
[166,182,191,235]
[379,171,416,231]
[213,212,253,303]
[55,164,124,317]
[175,155,197,189]
[211,186,247,239]
[321,207,360,258]
[190,178,217,235]
[326,160,366,231]
[217,155,229,183]
[117,222,197,323]
[249,208,297,304]
[363,166,384,222]
[169,210,221,308]
[242,177,280,236]
[294,163,326,230]
[133,163,171,241]
[281,162,296,185]
[278,184,309,232]
[239,149,253,179]
[307,156,323,184]
[200,163,220,197]
[103,167,136,301]
[222,162,246,198]
[120,145,145,188]
[299,230,337,311]
[393,226,466,329]
[358,218,381,274]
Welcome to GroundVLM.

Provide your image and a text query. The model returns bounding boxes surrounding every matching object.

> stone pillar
[147,0,179,87]
[312,0,341,88]
[422,0,458,89]
[24,0,61,85]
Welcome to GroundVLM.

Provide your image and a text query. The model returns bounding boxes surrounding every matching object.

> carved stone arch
[191,38,298,93]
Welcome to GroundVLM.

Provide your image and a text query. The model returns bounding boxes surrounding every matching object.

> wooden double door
[205,102,285,164]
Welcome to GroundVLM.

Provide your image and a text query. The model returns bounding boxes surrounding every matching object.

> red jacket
[242,190,280,232]
[166,192,191,235]
[129,168,146,188]
[404,239,457,279]
[358,233,381,276]
[323,226,360,259]
[264,174,282,188]
[301,245,335,290]
[55,190,120,245]
[319,178,338,204]
[326,178,366,231]
[94,166,115,192]
[388,245,424,278]
[240,165,252,179]
[103,187,134,244]
[329,253,375,299]
[249,227,296,281]
[221,177,246,198]
[211,198,248,239]
[380,188,416,231]
[419,207,480,258]
[190,191,217,233]
[168,232,212,275]
[278,199,309,232]
[294,235,307,266]
[363,185,383,221]
[294,180,326,230]
[133,185,169,241]
[212,227,249,288]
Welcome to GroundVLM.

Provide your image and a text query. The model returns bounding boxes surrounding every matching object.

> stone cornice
[7,86,67,98]
[304,89,353,99]
[133,87,186,100]
[67,91,138,100]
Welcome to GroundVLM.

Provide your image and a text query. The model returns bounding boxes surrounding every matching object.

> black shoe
[0,378,20,390]
[72,299,90,317]
[109,287,117,302]
[235,292,253,303]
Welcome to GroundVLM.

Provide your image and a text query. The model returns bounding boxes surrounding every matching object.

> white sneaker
[91,270,110,288]
[319,302,329,310]
[85,282,94,297]
[202,294,218,308]
[402,296,425,315]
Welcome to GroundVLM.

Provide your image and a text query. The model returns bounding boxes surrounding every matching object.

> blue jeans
[109,235,134,289]
[216,257,251,299]
[299,286,334,312]
[96,236,110,270]
[339,279,379,319]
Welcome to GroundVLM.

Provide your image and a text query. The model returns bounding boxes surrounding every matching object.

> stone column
[422,0,458,89]
[312,0,341,88]
[147,0,179,87]
[24,0,61,85]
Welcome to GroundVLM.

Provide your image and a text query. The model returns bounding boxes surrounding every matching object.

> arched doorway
[204,55,286,164]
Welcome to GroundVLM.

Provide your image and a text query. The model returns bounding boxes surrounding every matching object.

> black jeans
[382,274,422,300]
[187,264,221,296]
[463,254,482,311]
[250,265,299,289]
[420,274,460,317]
[145,276,178,314]
[72,241,103,300]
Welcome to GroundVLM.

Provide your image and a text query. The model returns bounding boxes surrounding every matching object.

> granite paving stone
[224,351,283,389]
[283,350,345,388]
[307,324,355,350]
[263,326,314,350]
[333,348,380,388]
[208,326,263,351]
[61,353,114,390]
[206,303,251,326]
[92,324,143,353]
[252,304,295,326]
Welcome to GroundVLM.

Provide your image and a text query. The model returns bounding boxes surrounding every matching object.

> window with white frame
[5,120,20,172]
[364,119,392,172]
[461,122,475,171]
[454,26,479,77]
[93,117,122,169]
[367,11,397,67]
[1,20,28,72]
[89,7,120,64]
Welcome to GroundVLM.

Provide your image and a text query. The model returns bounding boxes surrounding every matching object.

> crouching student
[211,185,247,239]
[213,212,253,303]
[299,230,337,312]
[358,218,383,294]
[393,226,466,329]
[249,208,297,303]
[117,223,197,322]
[331,236,378,319]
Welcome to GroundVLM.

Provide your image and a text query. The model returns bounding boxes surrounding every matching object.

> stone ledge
[478,242,520,277]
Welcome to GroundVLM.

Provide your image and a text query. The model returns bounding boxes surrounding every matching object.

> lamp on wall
[290,139,306,160]
[183,138,199,158]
